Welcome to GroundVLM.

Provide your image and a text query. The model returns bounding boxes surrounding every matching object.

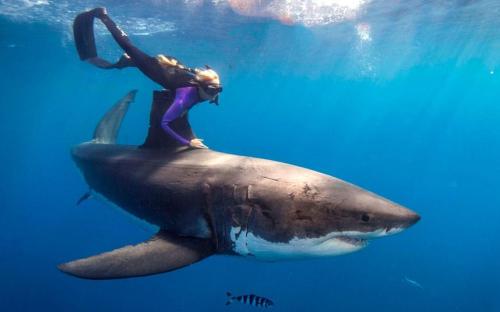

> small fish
[76,191,92,206]
[403,276,423,289]
[226,292,274,308]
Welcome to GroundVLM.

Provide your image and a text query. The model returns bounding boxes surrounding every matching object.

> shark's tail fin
[93,90,137,144]
[225,292,233,305]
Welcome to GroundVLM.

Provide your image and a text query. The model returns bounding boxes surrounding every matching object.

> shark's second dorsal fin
[141,90,196,149]
[93,90,137,144]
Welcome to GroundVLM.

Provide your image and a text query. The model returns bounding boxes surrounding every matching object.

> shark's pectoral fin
[58,230,214,279]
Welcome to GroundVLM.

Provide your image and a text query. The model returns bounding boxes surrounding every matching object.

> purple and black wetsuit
[73,8,207,146]
[161,86,201,146]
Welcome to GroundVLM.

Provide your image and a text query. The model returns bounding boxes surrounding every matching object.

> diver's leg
[96,10,149,61]
[96,9,172,85]
[73,8,135,69]
[96,9,162,75]
[73,8,162,78]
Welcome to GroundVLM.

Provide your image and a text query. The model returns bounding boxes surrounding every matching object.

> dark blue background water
[1,1,499,311]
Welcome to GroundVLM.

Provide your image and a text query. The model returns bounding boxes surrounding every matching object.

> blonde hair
[157,55,220,86]
[195,68,220,85]
[156,54,185,69]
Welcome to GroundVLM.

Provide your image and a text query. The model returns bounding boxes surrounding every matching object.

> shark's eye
[361,214,370,222]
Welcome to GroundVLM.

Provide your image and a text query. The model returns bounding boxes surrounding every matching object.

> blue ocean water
[1,0,499,311]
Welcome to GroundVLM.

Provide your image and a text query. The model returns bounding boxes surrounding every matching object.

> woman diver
[73,7,222,149]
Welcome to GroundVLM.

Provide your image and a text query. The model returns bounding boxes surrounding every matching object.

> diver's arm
[161,87,204,147]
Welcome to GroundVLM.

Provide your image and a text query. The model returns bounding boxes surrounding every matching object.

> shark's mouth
[230,227,371,260]
[339,227,406,240]
[327,226,406,248]
[230,224,411,261]
[335,236,368,247]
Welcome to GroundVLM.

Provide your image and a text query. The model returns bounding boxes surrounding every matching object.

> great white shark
[59,90,420,279]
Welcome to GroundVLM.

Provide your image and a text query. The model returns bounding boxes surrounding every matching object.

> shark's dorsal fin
[93,90,137,144]
[58,230,214,279]
[141,90,196,149]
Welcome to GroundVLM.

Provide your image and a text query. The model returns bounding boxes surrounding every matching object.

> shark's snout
[325,183,421,239]
[403,209,421,227]
[379,202,420,230]
[383,202,421,233]
[370,206,420,238]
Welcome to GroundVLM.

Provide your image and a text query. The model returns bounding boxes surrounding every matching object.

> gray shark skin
[59,90,420,279]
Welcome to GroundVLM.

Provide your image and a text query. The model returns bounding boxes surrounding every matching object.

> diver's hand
[189,138,208,149]
[90,7,107,18]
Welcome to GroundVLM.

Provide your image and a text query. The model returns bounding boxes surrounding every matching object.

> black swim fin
[58,230,215,279]
[73,9,136,69]
[73,9,100,61]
